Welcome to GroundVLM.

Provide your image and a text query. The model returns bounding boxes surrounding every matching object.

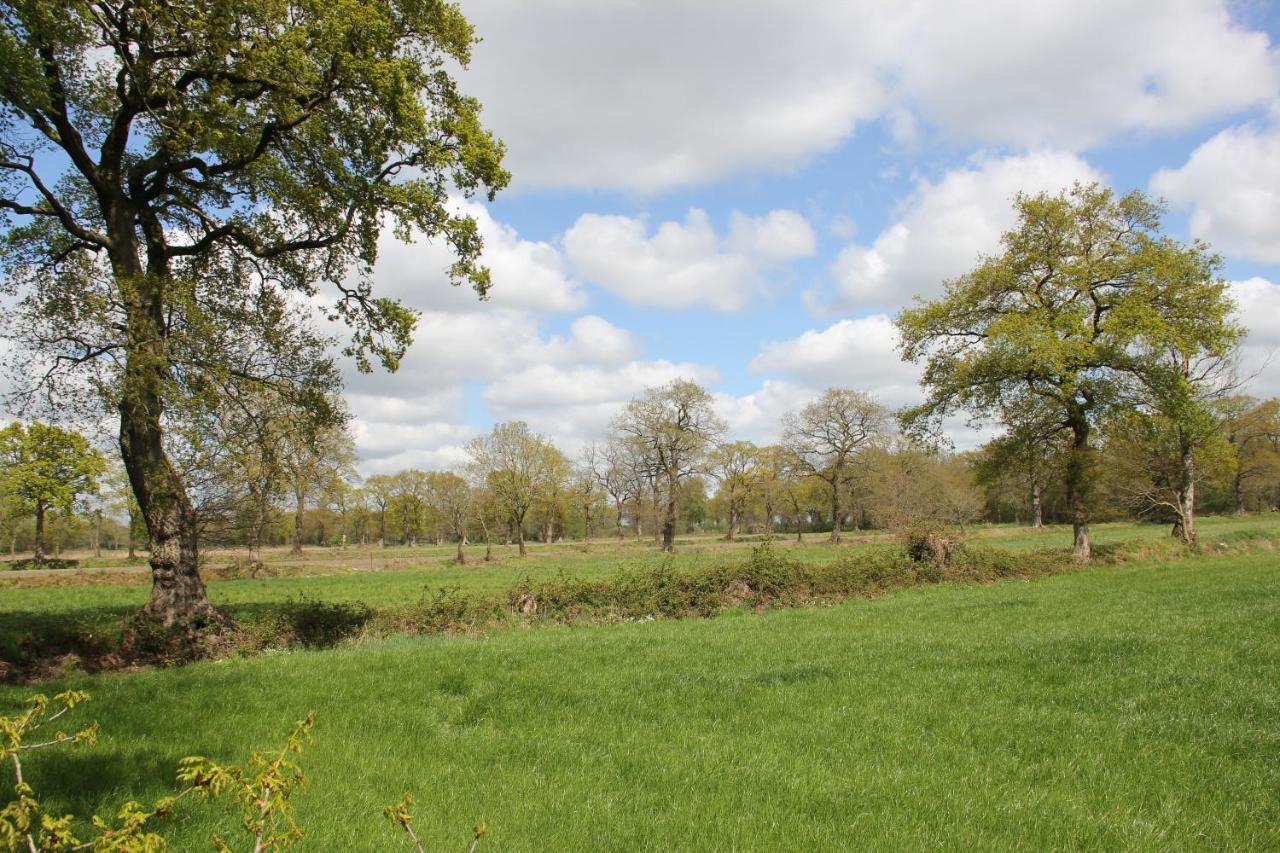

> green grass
[3,546,1278,849]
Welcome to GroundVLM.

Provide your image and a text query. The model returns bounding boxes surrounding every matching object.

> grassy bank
[2,546,1278,849]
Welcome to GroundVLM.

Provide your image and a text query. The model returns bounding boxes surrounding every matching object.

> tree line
[5,384,1275,565]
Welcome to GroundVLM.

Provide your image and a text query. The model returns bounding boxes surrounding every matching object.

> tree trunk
[90,509,100,558]
[1173,442,1197,545]
[1232,468,1246,515]
[516,512,527,556]
[126,509,137,560]
[1065,412,1092,562]
[1031,481,1043,529]
[119,271,221,627]
[726,503,738,541]
[661,474,678,552]
[33,500,46,563]
[120,386,219,627]
[829,482,842,545]
[455,536,466,565]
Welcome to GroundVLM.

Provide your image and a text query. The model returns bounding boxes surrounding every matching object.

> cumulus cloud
[749,314,921,407]
[890,0,1278,150]
[563,208,816,311]
[345,310,652,471]
[711,380,814,445]
[1152,116,1280,263]
[455,0,1277,191]
[485,360,720,450]
[819,151,1103,312]
[369,199,585,314]
[1230,277,1280,398]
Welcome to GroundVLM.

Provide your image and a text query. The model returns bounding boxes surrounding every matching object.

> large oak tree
[0,0,507,626]
[897,183,1237,560]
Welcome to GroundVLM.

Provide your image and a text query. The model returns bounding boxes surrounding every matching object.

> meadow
[0,516,1278,848]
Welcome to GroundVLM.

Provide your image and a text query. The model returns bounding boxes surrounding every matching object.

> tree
[781,388,889,544]
[465,422,555,556]
[280,418,357,554]
[612,380,724,552]
[534,442,571,544]
[0,1,508,627]
[363,475,397,548]
[973,404,1068,529]
[391,469,430,546]
[898,183,1238,560]
[1220,397,1280,513]
[706,441,758,541]
[425,471,471,564]
[0,422,106,562]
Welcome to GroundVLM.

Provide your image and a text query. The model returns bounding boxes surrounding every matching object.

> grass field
[1,524,1278,849]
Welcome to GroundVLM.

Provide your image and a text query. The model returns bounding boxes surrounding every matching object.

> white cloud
[456,0,1277,191]
[1152,116,1280,263]
[891,0,1278,150]
[711,380,813,445]
[345,310,647,471]
[749,314,921,407]
[1230,277,1280,398]
[563,208,815,311]
[485,360,720,449]
[370,199,585,314]
[820,151,1103,312]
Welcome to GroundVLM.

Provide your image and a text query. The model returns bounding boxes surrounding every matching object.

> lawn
[3,541,1278,849]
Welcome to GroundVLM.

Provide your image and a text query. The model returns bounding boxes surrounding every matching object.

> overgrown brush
[4,531,1279,684]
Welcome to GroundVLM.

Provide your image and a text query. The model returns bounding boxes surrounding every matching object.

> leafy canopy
[896,182,1238,434]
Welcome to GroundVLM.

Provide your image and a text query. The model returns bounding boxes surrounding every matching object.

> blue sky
[321,0,1280,472]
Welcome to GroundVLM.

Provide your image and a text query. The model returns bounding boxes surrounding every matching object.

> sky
[23,0,1277,474]
[339,0,1280,475]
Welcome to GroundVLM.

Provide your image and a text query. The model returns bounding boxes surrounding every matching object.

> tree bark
[829,481,842,545]
[1065,410,1092,562]
[1173,441,1197,545]
[455,536,466,565]
[516,511,527,556]
[33,500,46,563]
[126,509,137,560]
[120,299,220,626]
[1031,481,1043,529]
[93,509,102,558]
[726,503,738,541]
[661,473,678,552]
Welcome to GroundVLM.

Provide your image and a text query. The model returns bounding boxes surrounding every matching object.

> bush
[275,596,372,648]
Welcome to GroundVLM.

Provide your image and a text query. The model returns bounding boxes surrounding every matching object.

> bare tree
[613,380,725,552]
[782,388,890,544]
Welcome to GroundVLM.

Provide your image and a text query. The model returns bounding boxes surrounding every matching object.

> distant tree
[391,469,431,546]
[0,0,507,627]
[363,475,397,548]
[534,443,572,544]
[707,441,759,541]
[425,471,472,564]
[866,443,984,532]
[613,380,725,552]
[281,418,357,554]
[974,404,1069,529]
[103,461,143,559]
[1220,397,1280,513]
[0,422,106,562]
[898,183,1240,560]
[466,422,556,556]
[782,388,889,545]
